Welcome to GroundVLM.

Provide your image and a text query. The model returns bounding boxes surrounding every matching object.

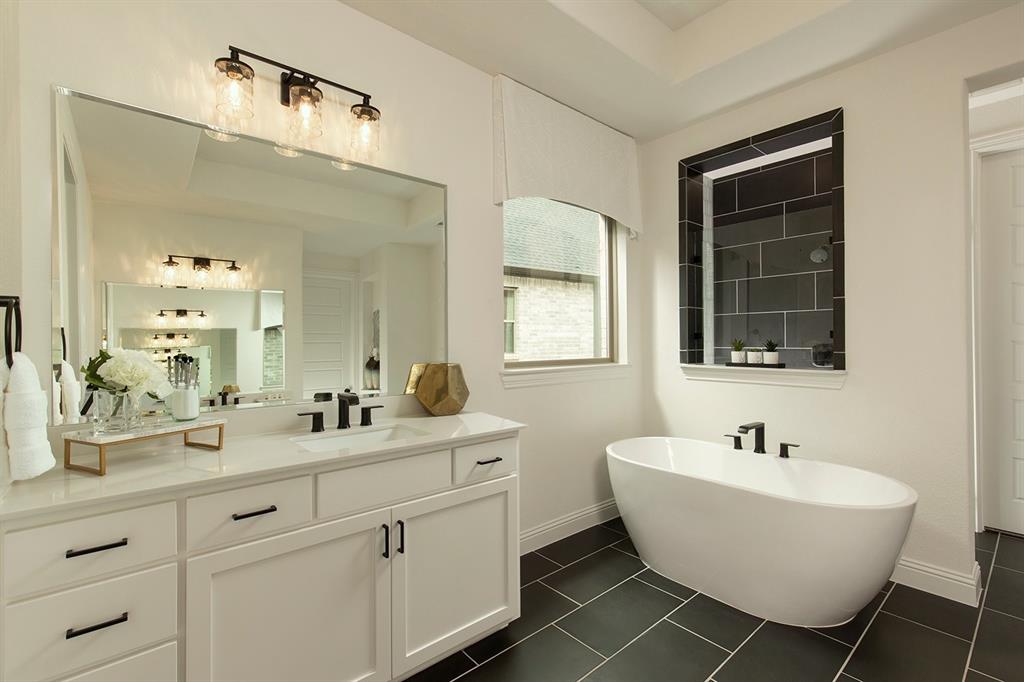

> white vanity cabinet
[0,424,521,682]
[186,509,392,682]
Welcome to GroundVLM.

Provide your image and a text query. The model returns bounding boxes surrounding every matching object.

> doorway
[972,77,1024,534]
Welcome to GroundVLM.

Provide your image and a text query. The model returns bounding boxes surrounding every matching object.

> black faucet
[298,411,325,433]
[737,422,766,454]
[337,390,360,429]
[360,405,384,427]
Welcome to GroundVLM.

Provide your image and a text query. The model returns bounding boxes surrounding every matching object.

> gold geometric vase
[405,362,470,416]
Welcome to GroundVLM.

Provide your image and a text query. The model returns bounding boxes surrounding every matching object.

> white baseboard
[519,499,619,555]
[891,556,982,607]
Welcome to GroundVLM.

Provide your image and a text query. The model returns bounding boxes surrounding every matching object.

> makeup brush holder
[170,387,200,421]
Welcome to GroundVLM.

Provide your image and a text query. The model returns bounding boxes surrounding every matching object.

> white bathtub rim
[607,436,919,512]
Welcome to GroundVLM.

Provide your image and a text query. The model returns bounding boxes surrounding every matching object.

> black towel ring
[1,295,22,369]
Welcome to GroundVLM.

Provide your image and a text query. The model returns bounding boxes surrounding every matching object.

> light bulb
[288,83,323,143]
[214,56,254,122]
[349,101,381,160]
[193,266,210,287]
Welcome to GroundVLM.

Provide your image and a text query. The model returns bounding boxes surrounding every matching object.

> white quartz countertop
[0,412,525,521]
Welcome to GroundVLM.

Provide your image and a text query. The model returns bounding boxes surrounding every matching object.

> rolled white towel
[3,353,56,481]
[59,360,81,422]
[51,371,63,425]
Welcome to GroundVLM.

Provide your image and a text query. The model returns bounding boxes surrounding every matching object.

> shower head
[810,245,830,264]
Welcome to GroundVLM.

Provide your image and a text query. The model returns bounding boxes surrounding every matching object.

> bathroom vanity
[0,413,523,682]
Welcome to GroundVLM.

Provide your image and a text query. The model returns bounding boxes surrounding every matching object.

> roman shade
[493,75,643,233]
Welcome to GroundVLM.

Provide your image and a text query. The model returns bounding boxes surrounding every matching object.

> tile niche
[678,109,846,370]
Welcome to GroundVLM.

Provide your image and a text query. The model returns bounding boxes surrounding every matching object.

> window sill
[680,363,847,390]
[502,363,632,389]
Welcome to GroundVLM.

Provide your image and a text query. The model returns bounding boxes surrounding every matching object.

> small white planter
[730,351,746,363]
[746,350,764,364]
[763,351,780,365]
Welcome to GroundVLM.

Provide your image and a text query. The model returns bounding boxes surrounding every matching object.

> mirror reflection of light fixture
[209,45,381,159]
[331,159,356,171]
[161,256,180,284]
[226,261,242,287]
[156,309,209,330]
[155,310,168,328]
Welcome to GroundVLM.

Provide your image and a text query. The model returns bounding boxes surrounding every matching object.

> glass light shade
[161,260,179,284]
[196,312,210,329]
[214,57,255,121]
[192,266,210,287]
[274,144,302,158]
[288,83,324,142]
[226,263,242,287]
[350,102,381,159]
[331,159,356,171]
[155,312,168,328]
[204,127,239,143]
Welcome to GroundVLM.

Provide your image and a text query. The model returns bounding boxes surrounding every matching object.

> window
[503,287,517,357]
[502,197,617,367]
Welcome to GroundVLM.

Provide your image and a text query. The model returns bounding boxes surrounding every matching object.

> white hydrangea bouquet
[82,348,174,400]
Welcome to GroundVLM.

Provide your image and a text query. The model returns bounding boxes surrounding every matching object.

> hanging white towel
[3,353,55,481]
[50,371,63,426]
[59,360,81,424]
[0,362,10,487]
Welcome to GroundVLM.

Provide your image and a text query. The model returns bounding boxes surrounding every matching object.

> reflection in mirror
[52,91,446,424]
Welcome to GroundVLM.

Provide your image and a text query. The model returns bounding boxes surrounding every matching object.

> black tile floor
[409,523,1024,682]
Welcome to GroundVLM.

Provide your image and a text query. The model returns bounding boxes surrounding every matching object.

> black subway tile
[833,298,845,352]
[832,132,844,188]
[736,159,815,211]
[691,146,766,175]
[737,273,816,313]
[714,204,784,247]
[752,121,832,155]
[681,137,753,167]
[832,187,845,242]
[678,162,687,180]
[833,242,845,296]
[778,349,814,368]
[686,179,703,222]
[833,352,846,370]
[785,194,832,237]
[680,307,704,350]
[814,154,832,194]
[761,234,833,277]
[714,244,761,281]
[714,313,785,349]
[713,178,737,216]
[750,110,839,146]
[682,220,703,265]
[786,310,833,348]
[715,281,737,314]
[831,109,843,134]
[679,264,703,307]
[815,272,834,309]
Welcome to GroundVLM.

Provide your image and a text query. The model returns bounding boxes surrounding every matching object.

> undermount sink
[291,425,429,453]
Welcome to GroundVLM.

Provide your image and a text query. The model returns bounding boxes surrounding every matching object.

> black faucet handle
[779,442,800,458]
[723,434,743,450]
[337,390,360,405]
[298,411,325,433]
[360,405,384,427]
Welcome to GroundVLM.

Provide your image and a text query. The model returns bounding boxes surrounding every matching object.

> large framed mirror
[51,90,446,424]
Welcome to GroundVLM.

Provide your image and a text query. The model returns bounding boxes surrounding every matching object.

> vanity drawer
[187,476,313,551]
[3,564,178,682]
[59,642,177,682]
[318,450,451,519]
[3,501,177,599]
[453,439,518,484]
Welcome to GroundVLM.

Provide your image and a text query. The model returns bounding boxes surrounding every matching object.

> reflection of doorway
[971,78,1024,535]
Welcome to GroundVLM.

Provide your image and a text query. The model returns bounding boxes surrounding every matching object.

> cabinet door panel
[391,476,519,676]
[187,510,391,682]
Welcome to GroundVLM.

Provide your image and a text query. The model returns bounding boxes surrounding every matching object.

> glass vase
[96,391,142,433]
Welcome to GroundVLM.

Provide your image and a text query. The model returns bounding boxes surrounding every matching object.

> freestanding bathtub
[607,437,917,627]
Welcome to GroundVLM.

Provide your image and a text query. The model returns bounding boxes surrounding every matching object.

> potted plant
[746,346,764,364]
[763,339,780,365]
[730,339,746,364]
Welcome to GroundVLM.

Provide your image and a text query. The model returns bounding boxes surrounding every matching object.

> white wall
[638,5,1024,602]
[91,201,303,398]
[13,1,645,538]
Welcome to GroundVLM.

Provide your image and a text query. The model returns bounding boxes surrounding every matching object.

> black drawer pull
[397,520,406,554]
[65,612,128,639]
[382,524,390,558]
[476,457,503,465]
[65,538,128,559]
[231,505,278,521]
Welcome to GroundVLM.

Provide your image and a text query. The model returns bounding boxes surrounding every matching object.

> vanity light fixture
[155,309,209,330]
[159,254,243,288]
[208,46,382,158]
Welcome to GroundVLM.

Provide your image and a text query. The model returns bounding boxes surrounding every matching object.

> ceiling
[67,96,444,257]
[636,0,725,30]
[343,0,1018,141]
